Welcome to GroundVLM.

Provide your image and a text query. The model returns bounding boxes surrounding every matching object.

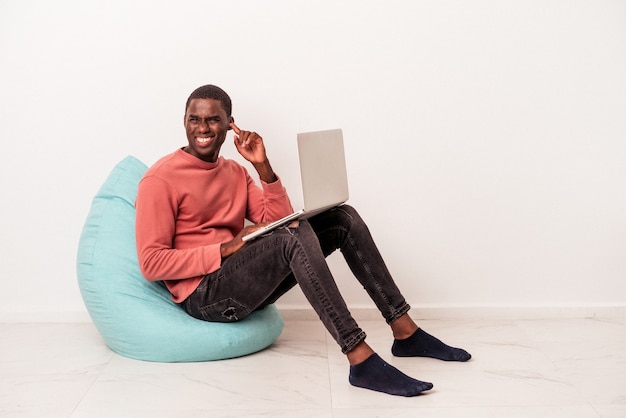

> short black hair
[185,84,232,116]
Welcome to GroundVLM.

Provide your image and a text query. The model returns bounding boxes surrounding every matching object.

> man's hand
[219,223,269,259]
[230,122,277,183]
[231,122,268,164]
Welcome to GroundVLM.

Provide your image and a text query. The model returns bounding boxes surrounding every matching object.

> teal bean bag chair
[77,156,284,362]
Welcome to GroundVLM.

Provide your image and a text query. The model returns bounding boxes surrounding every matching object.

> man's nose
[199,120,210,132]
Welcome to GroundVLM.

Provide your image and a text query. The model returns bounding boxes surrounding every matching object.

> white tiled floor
[1,315,625,417]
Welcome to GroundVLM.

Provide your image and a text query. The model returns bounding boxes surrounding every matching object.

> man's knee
[336,204,358,218]
[333,204,365,227]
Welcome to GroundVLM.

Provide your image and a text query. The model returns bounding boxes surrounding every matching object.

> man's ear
[228,116,235,130]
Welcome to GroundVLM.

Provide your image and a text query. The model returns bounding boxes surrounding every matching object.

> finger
[230,122,241,134]
[234,135,250,150]
[246,132,261,146]
[239,131,251,146]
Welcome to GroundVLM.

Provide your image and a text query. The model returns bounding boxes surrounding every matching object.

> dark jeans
[181,205,410,354]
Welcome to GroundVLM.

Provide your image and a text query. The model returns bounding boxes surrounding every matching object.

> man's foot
[349,353,433,397]
[392,328,471,361]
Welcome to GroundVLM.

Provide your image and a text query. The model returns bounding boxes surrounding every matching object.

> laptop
[242,128,349,241]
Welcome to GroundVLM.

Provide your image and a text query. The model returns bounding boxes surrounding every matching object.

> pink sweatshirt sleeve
[246,174,294,224]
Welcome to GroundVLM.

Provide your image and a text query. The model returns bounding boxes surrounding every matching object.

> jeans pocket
[198,298,250,323]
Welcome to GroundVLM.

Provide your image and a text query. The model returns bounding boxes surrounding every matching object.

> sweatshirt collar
[176,148,221,170]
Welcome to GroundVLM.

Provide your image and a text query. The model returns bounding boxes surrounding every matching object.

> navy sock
[349,353,433,397]
[392,328,472,362]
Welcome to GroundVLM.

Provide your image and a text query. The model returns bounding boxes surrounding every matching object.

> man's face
[183,98,232,163]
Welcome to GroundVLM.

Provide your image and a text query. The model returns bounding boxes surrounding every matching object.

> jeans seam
[321,209,407,325]
[292,234,350,342]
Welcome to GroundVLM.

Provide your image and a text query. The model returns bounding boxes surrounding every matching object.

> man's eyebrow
[187,114,221,119]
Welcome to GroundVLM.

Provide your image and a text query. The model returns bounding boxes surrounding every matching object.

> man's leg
[308,205,411,324]
[309,205,471,362]
[182,222,433,396]
[182,222,366,352]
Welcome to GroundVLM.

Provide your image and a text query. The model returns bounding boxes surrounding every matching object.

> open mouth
[196,137,213,145]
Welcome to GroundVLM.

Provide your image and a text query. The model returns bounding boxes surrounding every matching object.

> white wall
[1,0,625,319]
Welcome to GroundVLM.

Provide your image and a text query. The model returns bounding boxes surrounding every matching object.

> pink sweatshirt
[135,148,293,303]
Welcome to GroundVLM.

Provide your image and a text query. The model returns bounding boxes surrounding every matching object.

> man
[135,84,471,397]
